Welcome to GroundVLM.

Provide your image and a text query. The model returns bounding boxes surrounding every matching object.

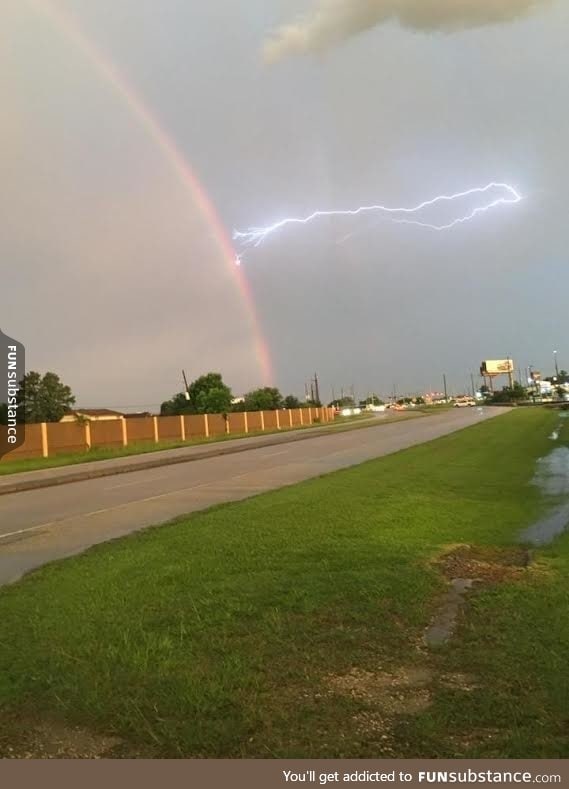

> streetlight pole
[554,350,559,379]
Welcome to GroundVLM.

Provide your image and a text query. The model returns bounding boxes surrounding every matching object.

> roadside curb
[0,417,400,496]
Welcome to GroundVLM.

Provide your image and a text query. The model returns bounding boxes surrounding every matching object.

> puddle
[531,447,569,497]
[519,503,569,547]
[521,444,569,546]
[424,578,474,647]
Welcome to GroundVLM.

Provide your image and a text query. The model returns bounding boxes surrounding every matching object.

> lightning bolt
[233,182,522,253]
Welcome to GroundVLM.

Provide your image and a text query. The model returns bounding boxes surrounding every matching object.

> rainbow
[30,0,274,386]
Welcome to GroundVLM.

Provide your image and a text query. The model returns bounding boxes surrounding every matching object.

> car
[454,397,476,407]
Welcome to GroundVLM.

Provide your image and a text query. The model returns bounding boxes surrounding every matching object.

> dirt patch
[328,666,433,715]
[448,727,503,752]
[351,711,396,754]
[436,545,531,584]
[439,672,480,692]
[423,545,531,648]
[326,666,433,753]
[0,716,131,759]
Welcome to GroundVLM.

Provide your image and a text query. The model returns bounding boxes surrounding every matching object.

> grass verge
[0,408,567,758]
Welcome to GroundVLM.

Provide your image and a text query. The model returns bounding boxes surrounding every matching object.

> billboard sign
[480,359,514,376]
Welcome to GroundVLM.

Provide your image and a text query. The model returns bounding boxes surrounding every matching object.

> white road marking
[0,522,54,541]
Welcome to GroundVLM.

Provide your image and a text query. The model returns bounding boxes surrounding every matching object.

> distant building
[60,408,124,423]
[424,392,447,405]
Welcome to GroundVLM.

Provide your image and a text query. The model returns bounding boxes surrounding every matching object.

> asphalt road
[0,407,506,585]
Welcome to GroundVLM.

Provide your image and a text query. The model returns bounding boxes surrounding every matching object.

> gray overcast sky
[1,0,568,408]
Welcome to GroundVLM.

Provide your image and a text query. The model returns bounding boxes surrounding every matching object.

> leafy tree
[283,394,301,409]
[490,382,526,404]
[241,387,283,412]
[161,372,233,416]
[414,396,425,405]
[160,392,192,416]
[16,371,75,423]
[188,372,233,414]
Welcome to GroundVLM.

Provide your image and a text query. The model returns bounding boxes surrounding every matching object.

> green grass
[0,413,378,477]
[0,408,567,758]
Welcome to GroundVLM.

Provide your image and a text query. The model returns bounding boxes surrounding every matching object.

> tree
[161,372,233,416]
[490,382,526,404]
[16,371,75,423]
[160,392,192,416]
[241,387,283,411]
[283,394,301,409]
[188,372,233,414]
[558,370,568,384]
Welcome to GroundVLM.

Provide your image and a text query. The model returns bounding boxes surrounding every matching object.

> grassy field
[0,412,383,477]
[0,408,567,758]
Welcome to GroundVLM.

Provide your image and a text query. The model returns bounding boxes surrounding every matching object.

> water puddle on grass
[519,503,569,547]
[520,444,569,546]
[531,447,569,497]
[424,578,474,647]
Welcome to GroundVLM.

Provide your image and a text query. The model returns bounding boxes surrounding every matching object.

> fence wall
[0,423,44,460]
[1,407,336,462]
[90,420,124,449]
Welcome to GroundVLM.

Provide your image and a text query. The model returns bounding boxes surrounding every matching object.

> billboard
[480,359,514,376]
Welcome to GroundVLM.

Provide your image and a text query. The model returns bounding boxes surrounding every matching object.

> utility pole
[314,373,320,406]
[470,373,476,399]
[554,350,560,379]
[443,374,448,402]
[182,369,190,401]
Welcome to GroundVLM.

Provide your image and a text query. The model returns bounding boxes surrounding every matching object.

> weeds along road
[0,407,508,585]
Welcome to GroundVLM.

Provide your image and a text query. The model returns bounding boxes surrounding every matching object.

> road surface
[0,407,507,585]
